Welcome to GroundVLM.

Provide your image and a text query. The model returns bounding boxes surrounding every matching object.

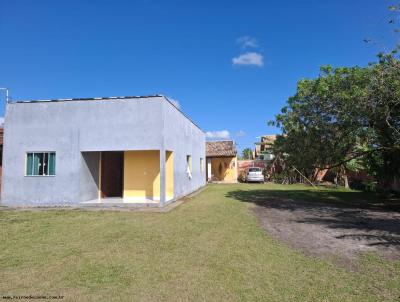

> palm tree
[241,148,253,160]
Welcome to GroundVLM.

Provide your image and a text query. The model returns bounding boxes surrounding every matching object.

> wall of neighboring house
[209,156,237,182]
[1,96,205,206]
[237,160,266,174]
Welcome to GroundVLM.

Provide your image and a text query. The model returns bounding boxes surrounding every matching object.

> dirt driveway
[226,187,400,264]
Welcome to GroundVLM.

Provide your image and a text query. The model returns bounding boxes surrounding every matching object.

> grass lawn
[1,184,399,301]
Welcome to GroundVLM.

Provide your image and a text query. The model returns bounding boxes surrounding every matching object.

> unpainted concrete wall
[162,100,206,199]
[80,152,100,202]
[1,96,205,206]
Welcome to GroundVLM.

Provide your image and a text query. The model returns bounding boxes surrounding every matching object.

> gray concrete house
[1,95,206,206]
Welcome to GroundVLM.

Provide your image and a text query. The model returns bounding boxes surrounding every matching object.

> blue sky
[0,0,397,152]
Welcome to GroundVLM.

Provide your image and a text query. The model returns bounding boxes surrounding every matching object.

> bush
[238,170,247,183]
[270,170,304,184]
[349,179,379,192]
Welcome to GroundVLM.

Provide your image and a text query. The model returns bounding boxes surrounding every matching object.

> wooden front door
[101,151,124,198]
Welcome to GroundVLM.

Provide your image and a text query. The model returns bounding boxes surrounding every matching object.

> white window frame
[186,155,192,179]
[25,151,56,177]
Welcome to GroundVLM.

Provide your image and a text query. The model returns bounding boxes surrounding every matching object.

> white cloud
[237,36,258,48]
[236,130,246,137]
[0,117,4,127]
[206,130,230,140]
[232,52,264,67]
[167,97,181,110]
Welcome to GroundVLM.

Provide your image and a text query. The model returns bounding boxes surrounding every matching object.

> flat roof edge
[8,94,205,133]
[11,94,164,103]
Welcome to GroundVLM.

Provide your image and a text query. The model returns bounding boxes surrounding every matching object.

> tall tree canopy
[270,52,400,190]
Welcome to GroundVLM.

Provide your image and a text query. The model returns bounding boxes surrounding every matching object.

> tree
[269,3,400,190]
[241,148,253,160]
[270,52,400,190]
[363,52,400,188]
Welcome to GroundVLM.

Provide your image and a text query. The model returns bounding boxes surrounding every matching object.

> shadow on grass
[226,188,400,249]
[226,189,400,211]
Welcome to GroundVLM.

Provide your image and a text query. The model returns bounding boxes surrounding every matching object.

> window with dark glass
[26,152,56,176]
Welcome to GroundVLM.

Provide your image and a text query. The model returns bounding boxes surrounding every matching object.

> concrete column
[207,158,212,181]
[234,156,238,181]
[159,149,166,205]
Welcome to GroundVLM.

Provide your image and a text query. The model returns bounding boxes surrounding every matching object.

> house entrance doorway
[100,151,124,198]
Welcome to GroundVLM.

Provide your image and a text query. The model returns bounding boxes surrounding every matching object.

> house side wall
[1,98,164,206]
[162,101,206,199]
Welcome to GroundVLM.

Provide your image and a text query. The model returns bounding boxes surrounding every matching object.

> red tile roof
[206,141,237,157]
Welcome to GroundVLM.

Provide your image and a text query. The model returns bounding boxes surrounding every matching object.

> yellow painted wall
[123,151,160,200]
[210,157,237,182]
[166,151,174,200]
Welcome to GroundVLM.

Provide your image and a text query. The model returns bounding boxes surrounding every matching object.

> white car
[246,167,264,183]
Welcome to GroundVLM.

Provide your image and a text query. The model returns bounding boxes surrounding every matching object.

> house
[206,140,238,183]
[1,95,206,206]
[0,127,3,191]
[254,135,276,161]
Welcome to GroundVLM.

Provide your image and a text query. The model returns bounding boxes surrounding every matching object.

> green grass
[1,184,399,301]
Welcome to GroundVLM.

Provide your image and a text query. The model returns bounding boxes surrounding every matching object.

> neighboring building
[1,95,206,206]
[206,140,238,182]
[237,160,266,176]
[254,135,276,161]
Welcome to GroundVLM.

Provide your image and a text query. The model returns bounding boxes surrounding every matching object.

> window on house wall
[200,158,204,172]
[186,155,192,179]
[26,152,56,176]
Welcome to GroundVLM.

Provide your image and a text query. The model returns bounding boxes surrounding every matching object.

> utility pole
[0,88,10,103]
